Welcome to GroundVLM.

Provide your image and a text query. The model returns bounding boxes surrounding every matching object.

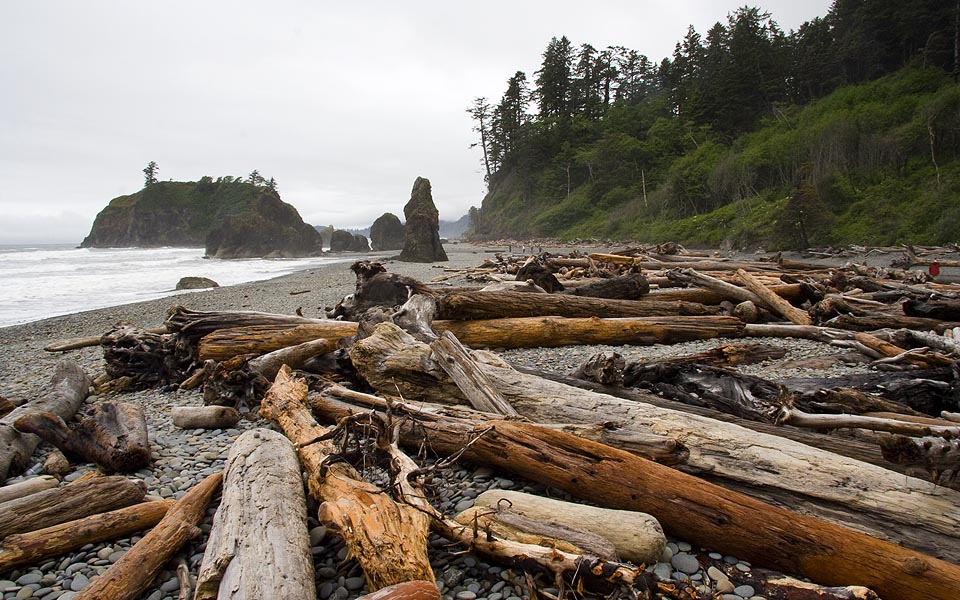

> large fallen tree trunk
[194,315,744,361]
[0,475,58,504]
[259,365,434,590]
[194,428,315,600]
[75,473,222,600]
[308,390,960,600]
[436,290,717,320]
[13,401,150,472]
[0,360,90,481]
[349,323,960,562]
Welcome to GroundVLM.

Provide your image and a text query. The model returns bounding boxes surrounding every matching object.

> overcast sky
[1,1,833,244]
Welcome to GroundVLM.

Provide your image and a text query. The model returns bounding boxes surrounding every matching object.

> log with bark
[75,473,222,600]
[308,389,960,600]
[564,271,650,299]
[0,475,145,540]
[13,401,150,472]
[736,268,813,326]
[258,365,434,590]
[198,323,356,362]
[348,323,960,561]
[101,326,192,389]
[194,429,315,600]
[0,500,171,572]
[436,290,717,320]
[193,314,745,360]
[0,360,90,481]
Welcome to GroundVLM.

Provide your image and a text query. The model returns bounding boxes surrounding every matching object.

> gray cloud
[1,0,831,243]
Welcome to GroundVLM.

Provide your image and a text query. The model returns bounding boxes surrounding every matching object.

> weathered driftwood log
[733,568,880,600]
[737,268,813,326]
[194,429,315,600]
[0,475,58,504]
[880,435,960,484]
[198,324,355,362]
[665,268,765,306]
[259,366,434,590]
[429,331,518,416]
[437,315,745,349]
[455,506,620,561]
[569,351,625,385]
[165,306,326,345]
[196,315,744,360]
[797,387,925,417]
[436,290,716,320]
[0,475,145,540]
[565,272,649,299]
[825,314,960,333]
[13,402,150,472]
[171,406,241,430]
[650,342,787,366]
[349,323,960,561]
[320,384,688,466]
[854,332,955,369]
[778,406,960,437]
[743,323,855,343]
[42,449,70,476]
[0,360,90,481]
[903,298,960,321]
[0,397,17,419]
[470,489,665,565]
[310,391,960,600]
[0,500,171,572]
[645,283,806,306]
[246,337,335,380]
[76,473,221,600]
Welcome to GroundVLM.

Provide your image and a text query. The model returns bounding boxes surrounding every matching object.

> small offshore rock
[176,276,219,290]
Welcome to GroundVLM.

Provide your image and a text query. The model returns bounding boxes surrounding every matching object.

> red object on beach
[929,262,941,277]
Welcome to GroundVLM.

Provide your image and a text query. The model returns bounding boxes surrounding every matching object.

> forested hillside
[468,0,959,249]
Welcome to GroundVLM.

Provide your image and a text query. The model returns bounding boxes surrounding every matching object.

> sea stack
[399,177,447,262]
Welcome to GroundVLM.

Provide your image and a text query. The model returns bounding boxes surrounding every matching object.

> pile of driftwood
[7,246,960,600]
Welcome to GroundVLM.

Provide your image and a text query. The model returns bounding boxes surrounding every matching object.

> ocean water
[0,244,363,328]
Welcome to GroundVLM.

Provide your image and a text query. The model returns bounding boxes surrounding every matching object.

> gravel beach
[0,243,874,600]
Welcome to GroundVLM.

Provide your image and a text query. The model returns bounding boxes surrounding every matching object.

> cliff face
[81,179,323,258]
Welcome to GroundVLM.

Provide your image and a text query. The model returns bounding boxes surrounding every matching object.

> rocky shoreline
[0,243,878,600]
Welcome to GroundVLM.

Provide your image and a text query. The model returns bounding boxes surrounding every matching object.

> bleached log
[259,365,434,590]
[0,500,171,572]
[429,331,518,416]
[171,406,241,430]
[469,489,665,565]
[0,475,145,539]
[349,322,960,562]
[0,475,58,504]
[737,268,813,325]
[0,360,90,481]
[194,429,314,600]
[76,473,222,600]
[779,406,960,437]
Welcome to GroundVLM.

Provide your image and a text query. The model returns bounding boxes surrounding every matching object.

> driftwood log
[259,365,434,590]
[349,323,960,561]
[0,360,90,481]
[13,401,150,472]
[0,475,145,540]
[194,429,315,600]
[0,500,171,572]
[353,582,441,600]
[0,475,58,504]
[309,390,960,600]
[436,290,716,320]
[171,406,241,430]
[468,489,665,564]
[75,473,222,600]
[193,315,744,361]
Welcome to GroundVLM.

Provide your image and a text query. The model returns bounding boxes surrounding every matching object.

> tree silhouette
[143,161,158,186]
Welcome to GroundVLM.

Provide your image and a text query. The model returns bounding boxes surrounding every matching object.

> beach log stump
[0,360,90,481]
[75,473,222,600]
[13,401,150,473]
[171,406,241,430]
[194,429,315,600]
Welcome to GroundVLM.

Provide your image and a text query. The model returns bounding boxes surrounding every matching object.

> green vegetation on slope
[468,1,959,248]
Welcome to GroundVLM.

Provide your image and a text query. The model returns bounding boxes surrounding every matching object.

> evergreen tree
[266,177,278,192]
[143,161,158,187]
[467,97,495,181]
[248,170,264,186]
[535,36,574,120]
